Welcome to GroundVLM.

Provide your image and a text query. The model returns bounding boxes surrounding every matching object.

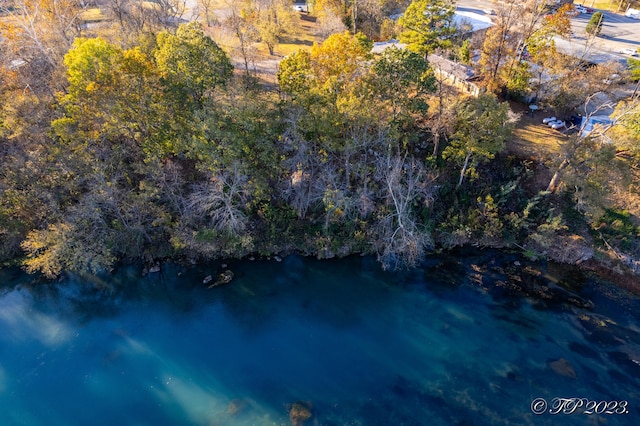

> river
[0,251,638,425]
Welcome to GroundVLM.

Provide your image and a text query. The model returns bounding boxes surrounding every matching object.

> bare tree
[188,164,251,234]
[198,0,218,26]
[0,0,86,95]
[224,0,259,77]
[280,107,326,219]
[372,154,438,270]
[316,5,346,40]
[104,0,186,34]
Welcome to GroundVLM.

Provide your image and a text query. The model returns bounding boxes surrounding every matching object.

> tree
[54,37,176,159]
[585,11,604,37]
[224,0,260,77]
[0,0,87,97]
[104,0,187,34]
[398,0,456,59]
[198,0,218,26]
[545,97,639,196]
[362,46,435,122]
[372,155,438,270]
[443,94,514,189]
[309,31,372,93]
[278,31,371,100]
[254,0,300,56]
[277,50,313,97]
[479,23,516,93]
[155,22,233,107]
[188,165,251,235]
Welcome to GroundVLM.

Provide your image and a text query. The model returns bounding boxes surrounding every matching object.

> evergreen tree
[585,11,604,36]
[398,0,456,59]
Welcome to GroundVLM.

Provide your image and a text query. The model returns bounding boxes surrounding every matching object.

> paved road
[569,9,640,61]
[456,0,640,65]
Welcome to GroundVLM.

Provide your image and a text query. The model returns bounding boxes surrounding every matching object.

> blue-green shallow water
[0,252,639,425]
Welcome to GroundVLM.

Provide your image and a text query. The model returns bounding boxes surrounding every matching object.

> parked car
[542,116,557,124]
[550,120,566,130]
[620,48,638,56]
[603,74,625,85]
[625,8,640,19]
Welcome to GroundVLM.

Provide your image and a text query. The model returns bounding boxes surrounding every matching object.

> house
[370,40,481,96]
[428,54,481,97]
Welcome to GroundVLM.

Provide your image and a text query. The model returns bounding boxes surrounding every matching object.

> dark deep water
[0,251,639,425]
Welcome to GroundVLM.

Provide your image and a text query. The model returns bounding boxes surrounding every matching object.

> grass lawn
[507,102,563,159]
[584,1,638,11]
[80,8,107,22]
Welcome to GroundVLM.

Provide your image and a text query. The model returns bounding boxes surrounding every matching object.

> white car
[542,116,557,124]
[549,120,566,130]
[575,6,587,14]
[620,48,638,56]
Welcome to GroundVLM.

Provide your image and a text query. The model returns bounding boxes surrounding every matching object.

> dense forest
[1,0,640,283]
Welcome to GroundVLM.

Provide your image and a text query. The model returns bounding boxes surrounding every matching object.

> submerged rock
[208,270,234,288]
[548,358,577,379]
[227,398,246,415]
[203,275,213,285]
[289,401,313,426]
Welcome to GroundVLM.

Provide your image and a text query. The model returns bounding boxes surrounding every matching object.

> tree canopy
[398,0,456,58]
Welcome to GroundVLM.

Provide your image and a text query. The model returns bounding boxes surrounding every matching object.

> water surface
[0,252,639,425]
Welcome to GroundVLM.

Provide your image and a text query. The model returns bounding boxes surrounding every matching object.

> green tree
[585,11,604,37]
[363,46,436,122]
[54,37,179,159]
[443,94,513,189]
[155,22,233,107]
[629,56,640,81]
[277,50,313,97]
[398,0,456,59]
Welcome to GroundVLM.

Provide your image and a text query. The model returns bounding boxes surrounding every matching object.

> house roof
[428,54,475,81]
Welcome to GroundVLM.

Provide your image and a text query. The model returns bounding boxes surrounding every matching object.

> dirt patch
[507,101,564,161]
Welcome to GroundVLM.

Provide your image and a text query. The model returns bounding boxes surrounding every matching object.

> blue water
[0,252,639,425]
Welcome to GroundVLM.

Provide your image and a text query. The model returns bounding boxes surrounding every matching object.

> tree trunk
[432,130,440,158]
[546,159,569,193]
[456,151,472,189]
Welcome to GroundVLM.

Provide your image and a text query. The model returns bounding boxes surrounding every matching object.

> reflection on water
[0,252,639,425]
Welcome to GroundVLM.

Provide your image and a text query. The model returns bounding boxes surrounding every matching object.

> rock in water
[203,275,213,285]
[289,401,313,426]
[148,264,161,273]
[548,358,577,379]
[227,399,246,415]
[208,270,234,288]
